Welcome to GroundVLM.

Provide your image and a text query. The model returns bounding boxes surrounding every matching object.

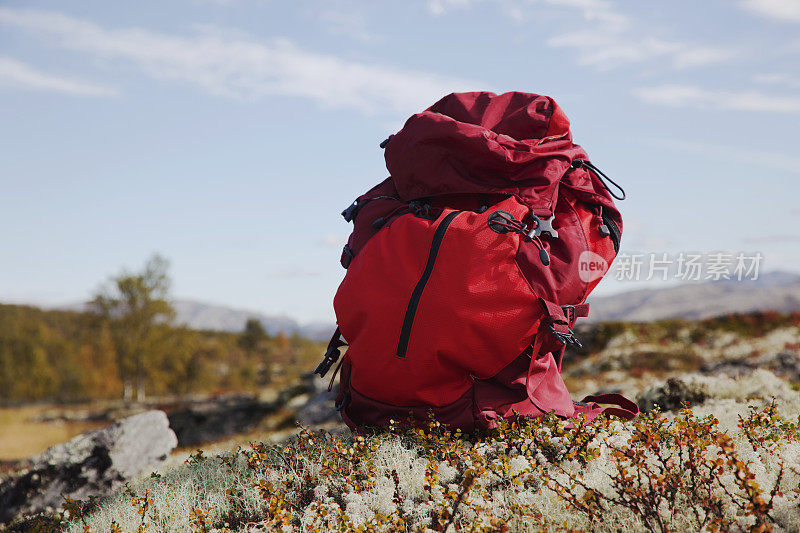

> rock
[278,381,312,404]
[0,410,176,524]
[258,387,280,404]
[287,394,311,409]
[753,351,800,381]
[702,351,800,382]
[294,375,342,427]
[700,360,756,378]
[165,378,336,447]
[637,377,708,413]
[167,395,277,447]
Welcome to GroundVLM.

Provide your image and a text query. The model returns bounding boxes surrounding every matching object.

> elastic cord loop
[572,160,626,201]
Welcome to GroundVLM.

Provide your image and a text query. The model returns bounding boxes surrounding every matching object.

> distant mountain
[49,271,800,340]
[55,299,335,341]
[171,300,335,341]
[587,271,800,323]
[145,272,800,334]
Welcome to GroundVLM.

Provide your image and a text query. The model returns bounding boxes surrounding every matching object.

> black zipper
[603,213,621,254]
[396,210,462,359]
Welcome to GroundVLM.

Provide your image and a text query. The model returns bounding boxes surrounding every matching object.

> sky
[1,0,799,324]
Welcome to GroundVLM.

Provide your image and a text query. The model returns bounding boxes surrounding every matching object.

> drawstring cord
[489,211,528,234]
[571,160,626,201]
[409,201,437,219]
[489,211,551,266]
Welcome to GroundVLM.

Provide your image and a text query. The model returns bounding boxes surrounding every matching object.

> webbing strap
[563,302,589,326]
[540,298,569,331]
[524,320,550,403]
[573,302,590,317]
[575,393,639,420]
[539,298,584,369]
[530,299,638,421]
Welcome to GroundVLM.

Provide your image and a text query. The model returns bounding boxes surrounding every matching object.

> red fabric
[331,91,631,432]
[384,92,618,215]
[335,197,542,408]
[338,361,477,434]
[346,92,621,304]
[573,394,639,421]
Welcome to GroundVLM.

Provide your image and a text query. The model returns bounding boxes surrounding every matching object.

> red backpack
[315,91,638,432]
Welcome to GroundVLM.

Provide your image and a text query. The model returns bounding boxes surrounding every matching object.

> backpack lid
[384,91,599,212]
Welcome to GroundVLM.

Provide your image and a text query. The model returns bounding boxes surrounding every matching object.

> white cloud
[313,3,380,43]
[753,72,800,88]
[742,234,800,243]
[633,84,800,113]
[548,31,734,70]
[0,7,480,116]
[0,55,117,96]
[754,72,790,84]
[740,0,800,22]
[428,0,627,27]
[671,47,736,69]
[643,137,800,176]
[541,0,628,30]
[318,234,349,248]
[427,0,734,70]
[428,0,534,22]
[428,0,483,16]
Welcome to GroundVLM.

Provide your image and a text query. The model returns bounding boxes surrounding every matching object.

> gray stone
[167,395,276,447]
[295,388,340,426]
[701,351,800,382]
[292,374,342,427]
[0,410,176,524]
[637,377,708,413]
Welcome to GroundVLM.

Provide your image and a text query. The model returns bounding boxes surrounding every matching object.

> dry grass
[0,405,106,461]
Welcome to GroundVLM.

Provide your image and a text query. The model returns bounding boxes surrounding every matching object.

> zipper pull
[528,234,551,266]
[539,248,551,266]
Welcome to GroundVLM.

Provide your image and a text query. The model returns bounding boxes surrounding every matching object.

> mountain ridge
[587,271,800,322]
[26,271,800,340]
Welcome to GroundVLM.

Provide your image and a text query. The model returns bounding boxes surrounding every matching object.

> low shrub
[31,400,800,533]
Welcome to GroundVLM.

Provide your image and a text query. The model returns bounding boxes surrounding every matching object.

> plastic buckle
[314,346,341,378]
[548,324,583,348]
[341,201,359,222]
[528,214,559,239]
[340,245,354,269]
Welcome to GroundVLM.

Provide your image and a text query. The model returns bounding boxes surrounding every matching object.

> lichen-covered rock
[0,410,176,523]
[636,377,708,413]
[703,350,800,382]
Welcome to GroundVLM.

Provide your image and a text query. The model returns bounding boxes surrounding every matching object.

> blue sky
[1,0,799,323]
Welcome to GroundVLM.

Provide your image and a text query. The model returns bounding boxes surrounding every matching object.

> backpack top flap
[384,91,616,214]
